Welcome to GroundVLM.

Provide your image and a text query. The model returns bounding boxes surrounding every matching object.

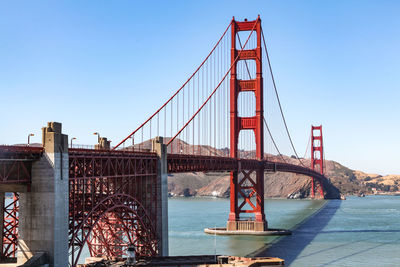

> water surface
[169,196,400,266]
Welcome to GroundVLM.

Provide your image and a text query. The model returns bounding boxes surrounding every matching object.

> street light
[93,132,100,143]
[27,133,34,146]
[70,137,76,148]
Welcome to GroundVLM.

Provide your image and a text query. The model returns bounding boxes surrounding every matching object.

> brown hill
[170,169,340,199]
[126,138,398,198]
[168,156,400,199]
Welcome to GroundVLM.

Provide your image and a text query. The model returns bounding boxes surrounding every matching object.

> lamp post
[70,137,76,148]
[93,132,100,143]
[27,133,34,146]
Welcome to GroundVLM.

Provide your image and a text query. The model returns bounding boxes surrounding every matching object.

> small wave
[169,231,209,238]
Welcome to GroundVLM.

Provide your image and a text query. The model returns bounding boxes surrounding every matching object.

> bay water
[169,196,400,266]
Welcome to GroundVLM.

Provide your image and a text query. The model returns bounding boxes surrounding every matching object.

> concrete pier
[17,122,69,266]
[152,137,169,256]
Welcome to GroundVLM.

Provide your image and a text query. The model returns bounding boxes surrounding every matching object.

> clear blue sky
[1,1,399,175]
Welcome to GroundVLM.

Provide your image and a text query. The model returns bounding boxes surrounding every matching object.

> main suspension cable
[114,22,232,150]
[261,27,305,167]
[167,20,258,146]
[263,117,287,163]
[303,130,311,159]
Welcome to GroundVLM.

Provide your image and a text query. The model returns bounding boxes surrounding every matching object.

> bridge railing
[0,145,43,154]
[69,143,154,153]
[69,144,96,150]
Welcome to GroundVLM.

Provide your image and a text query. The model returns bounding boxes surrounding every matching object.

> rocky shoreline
[168,156,400,199]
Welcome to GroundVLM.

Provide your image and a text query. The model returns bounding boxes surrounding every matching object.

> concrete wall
[17,122,69,266]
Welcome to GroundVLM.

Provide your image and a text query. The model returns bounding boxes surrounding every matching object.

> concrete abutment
[17,122,69,266]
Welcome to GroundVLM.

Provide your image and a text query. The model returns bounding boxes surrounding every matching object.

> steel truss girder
[167,154,260,173]
[0,161,32,184]
[237,170,258,213]
[168,154,327,184]
[2,193,18,258]
[69,149,159,266]
[0,146,42,184]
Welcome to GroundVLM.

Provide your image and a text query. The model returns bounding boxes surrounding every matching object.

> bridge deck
[0,146,325,184]
[167,153,325,181]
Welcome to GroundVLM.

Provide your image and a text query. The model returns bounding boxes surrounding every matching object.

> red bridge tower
[227,16,267,231]
[311,125,325,198]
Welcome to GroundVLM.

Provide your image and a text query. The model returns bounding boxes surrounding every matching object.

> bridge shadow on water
[248,200,342,265]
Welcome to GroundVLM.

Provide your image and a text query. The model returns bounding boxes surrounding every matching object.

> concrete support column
[95,137,111,150]
[152,137,168,256]
[18,122,69,266]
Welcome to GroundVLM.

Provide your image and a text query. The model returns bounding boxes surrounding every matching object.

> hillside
[168,153,342,199]
[168,155,400,199]
[169,169,341,199]
[124,139,399,198]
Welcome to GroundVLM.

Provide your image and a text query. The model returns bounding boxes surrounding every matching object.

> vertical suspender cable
[193,76,195,154]
[263,117,287,163]
[164,106,166,138]
[171,98,173,152]
[214,45,217,155]
[177,92,179,153]
[186,82,189,154]
[201,65,204,155]
[261,27,305,167]
[198,69,200,154]
[167,20,257,149]
[182,83,185,152]
[209,53,212,155]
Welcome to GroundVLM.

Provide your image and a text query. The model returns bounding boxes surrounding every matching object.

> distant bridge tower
[227,16,267,231]
[311,125,324,198]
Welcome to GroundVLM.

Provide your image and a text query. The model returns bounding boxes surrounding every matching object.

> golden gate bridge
[0,16,328,266]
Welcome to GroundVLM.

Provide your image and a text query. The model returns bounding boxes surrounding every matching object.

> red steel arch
[68,149,160,266]
[69,193,157,267]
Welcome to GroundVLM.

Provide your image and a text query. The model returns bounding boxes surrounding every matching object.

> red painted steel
[0,145,43,155]
[0,17,334,264]
[68,149,159,266]
[168,154,327,183]
[0,146,42,184]
[0,146,330,264]
[0,146,40,259]
[2,193,18,258]
[167,154,260,173]
[229,16,266,224]
[310,125,325,198]
[113,23,232,150]
[166,23,257,148]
